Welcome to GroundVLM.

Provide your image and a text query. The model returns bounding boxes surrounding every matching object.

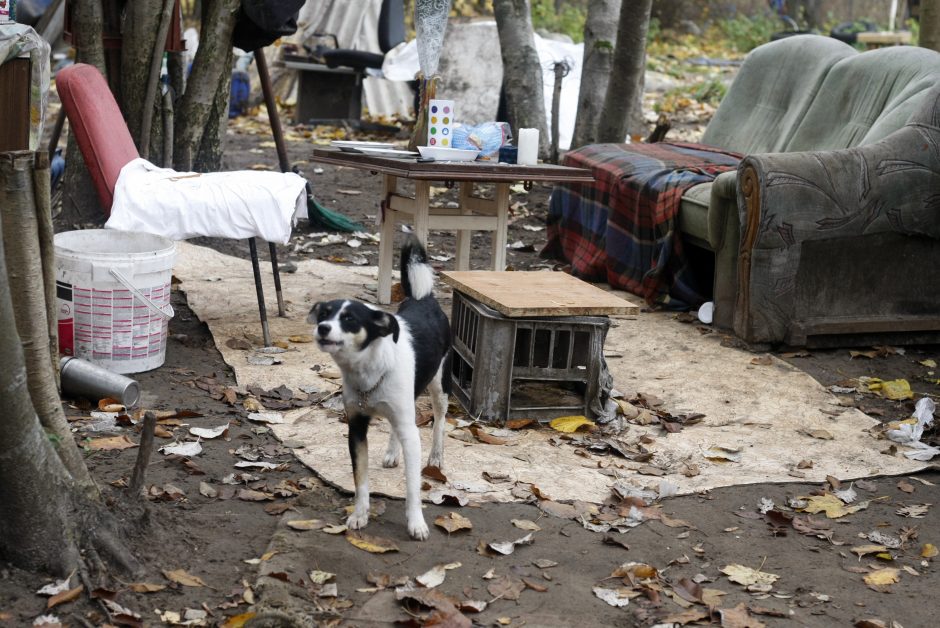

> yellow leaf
[549,415,595,433]
[798,494,870,519]
[920,359,937,368]
[881,379,914,401]
[720,564,779,587]
[162,569,207,587]
[875,553,893,561]
[434,511,473,533]
[922,543,938,558]
[863,567,899,586]
[288,334,314,343]
[220,612,256,628]
[851,545,888,558]
[345,531,399,553]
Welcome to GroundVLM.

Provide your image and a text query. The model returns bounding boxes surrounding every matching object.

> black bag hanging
[232,0,306,51]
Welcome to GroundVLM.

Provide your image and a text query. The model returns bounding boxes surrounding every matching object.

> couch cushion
[701,35,855,155]
[786,45,940,151]
[678,182,712,248]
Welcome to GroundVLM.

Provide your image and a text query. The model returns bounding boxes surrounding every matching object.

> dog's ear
[372,310,400,342]
[306,302,322,325]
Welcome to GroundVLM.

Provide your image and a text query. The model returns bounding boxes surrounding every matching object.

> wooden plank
[441,271,640,317]
[0,58,31,152]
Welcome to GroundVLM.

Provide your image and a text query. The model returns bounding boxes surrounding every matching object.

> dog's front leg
[383,430,401,468]
[391,408,429,541]
[346,413,371,530]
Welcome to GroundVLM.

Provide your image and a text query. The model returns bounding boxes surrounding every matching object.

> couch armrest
[734,96,940,343]
[707,170,738,250]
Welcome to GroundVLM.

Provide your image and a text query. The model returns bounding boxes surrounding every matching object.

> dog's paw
[426,451,443,470]
[346,510,369,530]
[408,518,430,541]
[382,451,400,468]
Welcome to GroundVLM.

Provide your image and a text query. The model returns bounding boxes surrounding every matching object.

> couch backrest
[701,35,855,154]
[785,45,940,152]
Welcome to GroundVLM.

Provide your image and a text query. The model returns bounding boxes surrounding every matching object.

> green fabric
[786,45,940,152]
[701,35,854,154]
[677,182,711,247]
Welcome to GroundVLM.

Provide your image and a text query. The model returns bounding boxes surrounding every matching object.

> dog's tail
[400,236,435,300]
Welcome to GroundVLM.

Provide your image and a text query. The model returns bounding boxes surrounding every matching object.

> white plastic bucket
[54,229,176,374]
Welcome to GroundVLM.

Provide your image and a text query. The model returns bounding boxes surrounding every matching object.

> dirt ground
[10,112,940,627]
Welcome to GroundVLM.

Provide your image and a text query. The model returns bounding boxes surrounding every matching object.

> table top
[441,271,640,317]
[312,148,594,183]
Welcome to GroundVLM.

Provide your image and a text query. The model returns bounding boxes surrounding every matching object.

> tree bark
[193,45,234,172]
[61,0,107,225]
[0,152,139,578]
[175,0,240,171]
[596,0,652,144]
[0,152,96,493]
[922,0,940,52]
[571,0,620,149]
[493,0,550,157]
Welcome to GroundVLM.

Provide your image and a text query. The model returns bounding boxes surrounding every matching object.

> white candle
[517,128,539,166]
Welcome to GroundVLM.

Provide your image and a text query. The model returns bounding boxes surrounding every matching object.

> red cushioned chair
[57,63,286,346]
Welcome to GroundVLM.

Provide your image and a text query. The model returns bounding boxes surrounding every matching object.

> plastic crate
[449,290,611,423]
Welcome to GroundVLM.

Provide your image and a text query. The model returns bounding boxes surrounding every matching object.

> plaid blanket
[541,142,742,309]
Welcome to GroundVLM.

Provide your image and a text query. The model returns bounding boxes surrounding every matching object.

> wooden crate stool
[441,271,638,423]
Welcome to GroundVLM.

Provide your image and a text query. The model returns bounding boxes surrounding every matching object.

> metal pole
[255,49,288,317]
[248,237,271,347]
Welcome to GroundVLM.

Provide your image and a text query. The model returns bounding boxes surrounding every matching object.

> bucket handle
[109,268,174,320]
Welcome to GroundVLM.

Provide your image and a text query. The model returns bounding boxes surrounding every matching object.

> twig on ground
[128,411,157,496]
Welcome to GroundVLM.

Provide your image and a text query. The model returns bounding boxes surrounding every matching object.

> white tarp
[107,159,307,244]
[172,242,928,504]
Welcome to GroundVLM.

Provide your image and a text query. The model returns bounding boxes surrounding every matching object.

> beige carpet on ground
[174,242,927,503]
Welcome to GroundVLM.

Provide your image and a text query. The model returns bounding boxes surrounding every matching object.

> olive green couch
[676,35,940,345]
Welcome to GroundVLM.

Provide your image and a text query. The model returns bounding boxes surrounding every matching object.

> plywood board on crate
[441,271,640,317]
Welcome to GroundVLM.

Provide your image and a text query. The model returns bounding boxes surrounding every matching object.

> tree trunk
[0,152,96,493]
[194,46,234,172]
[175,0,240,171]
[596,0,652,144]
[61,0,108,225]
[922,0,940,52]
[493,0,550,158]
[570,0,620,149]
[0,152,138,578]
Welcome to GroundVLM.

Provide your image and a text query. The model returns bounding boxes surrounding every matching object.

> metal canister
[60,357,141,408]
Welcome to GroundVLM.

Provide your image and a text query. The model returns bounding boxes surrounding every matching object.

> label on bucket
[57,280,74,356]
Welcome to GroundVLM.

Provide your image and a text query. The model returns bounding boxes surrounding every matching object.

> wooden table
[312,148,594,304]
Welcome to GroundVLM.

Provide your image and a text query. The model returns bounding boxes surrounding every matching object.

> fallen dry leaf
[163,569,207,587]
[505,418,535,430]
[237,489,273,502]
[921,543,938,558]
[897,479,916,493]
[487,575,525,601]
[469,425,508,445]
[416,562,461,588]
[511,519,541,531]
[47,585,83,609]
[288,334,314,343]
[86,435,138,451]
[863,567,900,588]
[127,582,166,593]
[851,545,888,558]
[286,519,325,531]
[346,531,399,553]
[720,564,779,587]
[593,586,639,607]
[750,355,773,366]
[548,415,595,433]
[434,511,473,533]
[422,465,448,483]
[488,532,534,556]
[704,445,742,463]
[896,504,931,518]
[719,603,766,628]
[308,570,335,585]
[799,494,870,519]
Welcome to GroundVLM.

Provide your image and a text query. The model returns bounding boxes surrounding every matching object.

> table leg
[414,180,431,247]
[377,174,398,305]
[492,182,510,271]
[456,182,473,270]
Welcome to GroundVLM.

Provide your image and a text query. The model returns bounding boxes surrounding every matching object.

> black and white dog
[307,237,450,540]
